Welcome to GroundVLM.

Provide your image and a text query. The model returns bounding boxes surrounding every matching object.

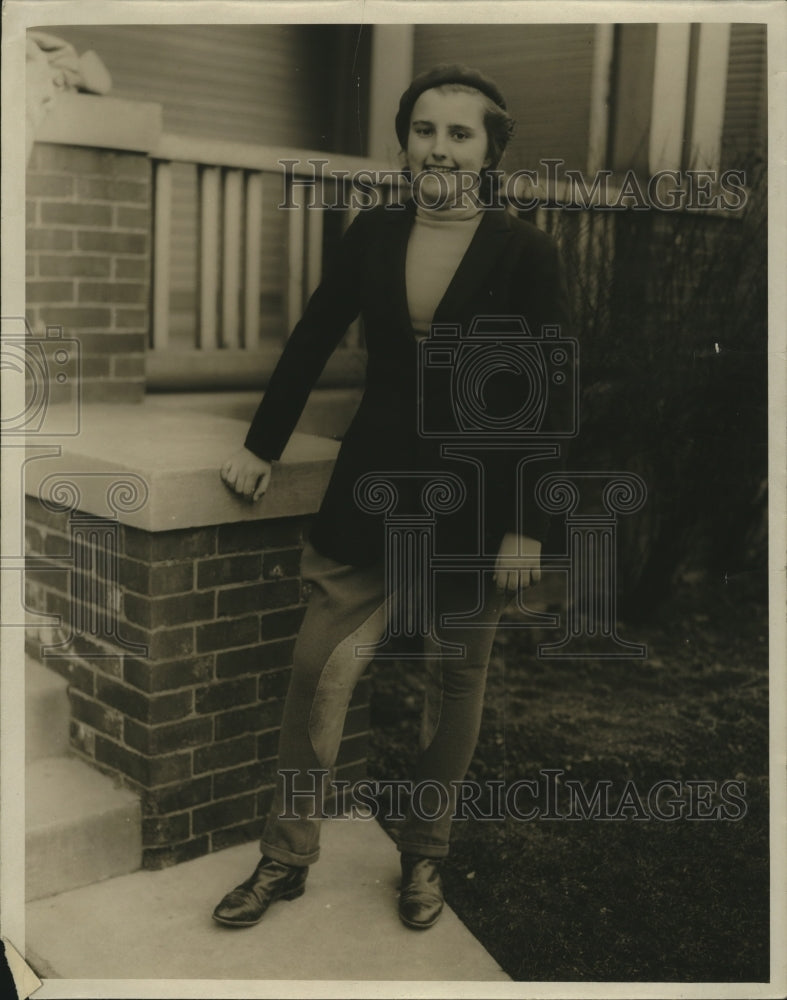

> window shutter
[721,23,767,170]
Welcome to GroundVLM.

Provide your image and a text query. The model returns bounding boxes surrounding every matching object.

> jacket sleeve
[510,230,575,543]
[243,208,372,462]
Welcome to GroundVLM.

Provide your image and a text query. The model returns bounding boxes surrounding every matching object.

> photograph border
[2,2,785,997]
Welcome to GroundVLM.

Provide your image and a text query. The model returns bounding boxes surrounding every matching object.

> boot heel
[281,885,305,901]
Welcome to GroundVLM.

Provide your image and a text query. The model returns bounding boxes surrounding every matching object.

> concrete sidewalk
[26,814,510,983]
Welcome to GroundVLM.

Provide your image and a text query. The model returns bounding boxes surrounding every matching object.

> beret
[395,64,507,149]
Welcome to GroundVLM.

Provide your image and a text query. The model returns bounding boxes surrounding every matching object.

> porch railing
[146,139,741,391]
[147,135,404,389]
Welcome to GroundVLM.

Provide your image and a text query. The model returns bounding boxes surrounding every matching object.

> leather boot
[398,853,444,930]
[212,855,308,927]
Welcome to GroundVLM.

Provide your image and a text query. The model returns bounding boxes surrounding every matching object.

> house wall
[413,24,598,173]
[606,22,766,176]
[413,22,768,178]
[43,24,370,348]
[41,24,360,149]
[722,23,767,169]
[33,23,767,351]
[607,25,658,174]
[43,21,768,177]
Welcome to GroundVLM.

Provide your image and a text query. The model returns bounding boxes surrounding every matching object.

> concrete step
[25,656,69,764]
[26,815,510,982]
[26,755,142,902]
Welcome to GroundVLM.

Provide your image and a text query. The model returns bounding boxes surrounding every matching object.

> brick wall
[25,497,370,868]
[26,143,151,404]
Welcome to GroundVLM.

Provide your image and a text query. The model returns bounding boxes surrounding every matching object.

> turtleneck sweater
[405,203,483,336]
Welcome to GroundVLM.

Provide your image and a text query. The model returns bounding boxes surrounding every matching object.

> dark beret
[395,64,507,149]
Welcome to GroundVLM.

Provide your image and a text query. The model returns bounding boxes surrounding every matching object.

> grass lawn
[367,572,770,982]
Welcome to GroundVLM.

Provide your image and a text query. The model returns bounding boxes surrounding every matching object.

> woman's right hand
[220,447,272,502]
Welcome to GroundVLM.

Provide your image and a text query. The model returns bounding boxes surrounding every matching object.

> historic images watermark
[278,158,749,212]
[272,157,747,663]
[278,769,748,823]
[353,311,647,660]
[1,316,149,657]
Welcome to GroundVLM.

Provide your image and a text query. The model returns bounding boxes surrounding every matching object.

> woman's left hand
[493,532,542,594]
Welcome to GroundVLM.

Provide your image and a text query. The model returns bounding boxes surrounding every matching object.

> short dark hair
[395,64,516,171]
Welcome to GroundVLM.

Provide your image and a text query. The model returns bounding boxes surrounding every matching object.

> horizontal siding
[413,24,596,173]
[42,24,344,148]
[39,25,361,351]
[721,23,767,169]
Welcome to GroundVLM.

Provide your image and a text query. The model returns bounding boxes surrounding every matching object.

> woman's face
[405,87,491,208]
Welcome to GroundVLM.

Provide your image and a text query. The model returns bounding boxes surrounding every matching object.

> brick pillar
[26,143,151,403]
[25,499,370,868]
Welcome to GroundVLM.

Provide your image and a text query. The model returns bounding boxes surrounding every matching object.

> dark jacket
[245,199,575,566]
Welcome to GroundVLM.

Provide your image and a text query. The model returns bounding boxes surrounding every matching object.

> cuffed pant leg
[260,544,387,866]
[397,571,507,858]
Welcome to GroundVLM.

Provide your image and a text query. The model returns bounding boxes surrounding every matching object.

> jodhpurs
[259,542,507,865]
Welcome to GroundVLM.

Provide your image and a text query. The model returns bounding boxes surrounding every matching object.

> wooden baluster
[221,168,243,348]
[306,200,324,299]
[343,204,362,347]
[244,172,263,350]
[151,160,172,349]
[285,180,305,339]
[198,166,220,349]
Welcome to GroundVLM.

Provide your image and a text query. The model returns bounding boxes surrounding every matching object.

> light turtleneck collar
[406,202,484,334]
[414,199,483,222]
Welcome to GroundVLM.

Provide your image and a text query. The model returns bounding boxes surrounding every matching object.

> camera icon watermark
[0,316,81,436]
[26,473,150,659]
[355,312,648,658]
[418,314,579,441]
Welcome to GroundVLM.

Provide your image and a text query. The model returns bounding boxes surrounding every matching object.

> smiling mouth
[425,166,456,172]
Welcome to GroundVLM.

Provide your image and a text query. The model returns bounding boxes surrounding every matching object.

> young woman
[214,64,572,931]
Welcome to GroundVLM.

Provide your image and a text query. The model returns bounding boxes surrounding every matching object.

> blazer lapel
[375,202,514,337]
[376,200,417,336]
[432,207,513,325]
